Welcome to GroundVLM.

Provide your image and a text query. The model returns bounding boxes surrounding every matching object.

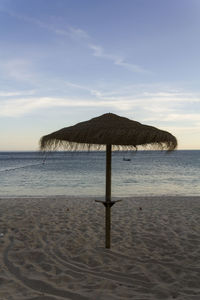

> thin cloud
[1,58,34,82]
[1,90,199,120]
[53,27,89,40]
[0,97,115,117]
[157,113,200,122]
[65,81,200,106]
[65,81,105,98]
[68,26,90,40]
[0,90,35,97]
[88,44,149,73]
[2,9,149,74]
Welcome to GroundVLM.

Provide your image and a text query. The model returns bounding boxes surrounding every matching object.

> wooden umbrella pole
[96,144,121,248]
[105,144,112,248]
[106,144,112,202]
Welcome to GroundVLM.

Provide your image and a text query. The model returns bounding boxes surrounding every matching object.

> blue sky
[0,0,199,150]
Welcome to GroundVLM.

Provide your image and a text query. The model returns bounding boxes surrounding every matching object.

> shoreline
[1,194,200,199]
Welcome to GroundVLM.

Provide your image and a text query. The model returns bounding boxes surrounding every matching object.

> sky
[0,0,200,150]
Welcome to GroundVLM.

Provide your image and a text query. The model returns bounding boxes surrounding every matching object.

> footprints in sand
[4,237,88,300]
[0,197,200,299]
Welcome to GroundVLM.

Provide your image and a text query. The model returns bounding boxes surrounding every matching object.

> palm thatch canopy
[40,113,177,151]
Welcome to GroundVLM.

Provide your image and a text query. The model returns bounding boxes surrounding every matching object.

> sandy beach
[0,196,199,300]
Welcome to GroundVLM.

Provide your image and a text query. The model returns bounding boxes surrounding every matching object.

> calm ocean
[0,151,199,197]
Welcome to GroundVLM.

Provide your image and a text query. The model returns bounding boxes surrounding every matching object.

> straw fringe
[40,113,177,152]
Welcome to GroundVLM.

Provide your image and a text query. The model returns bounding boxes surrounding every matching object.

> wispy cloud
[54,26,89,40]
[88,44,150,73]
[154,113,200,122]
[0,90,35,97]
[0,97,115,117]
[65,80,200,106]
[65,81,104,98]
[1,89,199,121]
[1,87,199,150]
[1,58,34,82]
[2,9,149,74]
[68,26,90,40]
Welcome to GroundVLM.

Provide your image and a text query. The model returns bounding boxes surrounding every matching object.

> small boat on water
[123,157,131,161]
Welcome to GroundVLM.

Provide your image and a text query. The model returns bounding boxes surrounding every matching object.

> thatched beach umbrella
[40,113,177,248]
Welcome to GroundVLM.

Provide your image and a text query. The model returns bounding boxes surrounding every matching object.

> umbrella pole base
[103,201,115,208]
[95,199,122,206]
[95,200,122,248]
[105,205,111,248]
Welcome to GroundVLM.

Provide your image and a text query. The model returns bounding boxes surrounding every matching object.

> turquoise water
[0,151,199,197]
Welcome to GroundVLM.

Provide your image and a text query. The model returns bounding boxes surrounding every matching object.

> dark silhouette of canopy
[40,113,177,151]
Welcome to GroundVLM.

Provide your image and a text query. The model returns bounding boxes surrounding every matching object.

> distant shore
[0,196,200,299]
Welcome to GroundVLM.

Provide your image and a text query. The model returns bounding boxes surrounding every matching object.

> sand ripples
[0,196,200,299]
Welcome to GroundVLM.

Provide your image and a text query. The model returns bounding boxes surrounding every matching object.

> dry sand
[0,196,199,300]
